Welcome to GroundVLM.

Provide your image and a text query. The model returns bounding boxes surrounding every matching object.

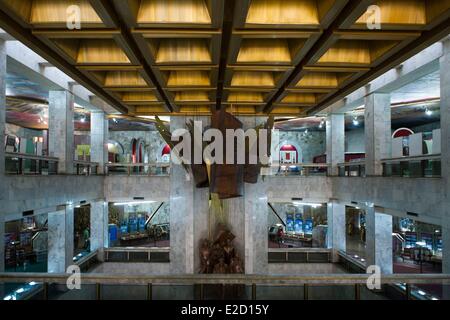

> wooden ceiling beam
[307,15,450,115]
[215,0,235,110]
[263,0,367,113]
[94,0,175,112]
[0,6,129,114]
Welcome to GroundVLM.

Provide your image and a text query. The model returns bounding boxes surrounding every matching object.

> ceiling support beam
[263,0,362,114]
[324,42,443,114]
[91,0,174,113]
[307,17,450,115]
[215,0,235,110]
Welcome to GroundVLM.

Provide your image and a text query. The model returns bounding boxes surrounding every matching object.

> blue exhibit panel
[294,214,303,233]
[286,214,294,232]
[109,224,118,242]
[405,232,417,248]
[304,219,313,235]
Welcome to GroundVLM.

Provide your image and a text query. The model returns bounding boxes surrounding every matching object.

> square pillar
[169,116,197,274]
[90,201,109,254]
[90,112,108,174]
[440,38,450,275]
[0,40,4,273]
[244,181,268,274]
[0,39,5,178]
[47,206,74,273]
[48,91,74,174]
[326,114,345,176]
[0,214,4,272]
[441,39,450,182]
[327,201,346,262]
[365,207,393,274]
[242,116,269,274]
[169,116,210,274]
[364,93,391,176]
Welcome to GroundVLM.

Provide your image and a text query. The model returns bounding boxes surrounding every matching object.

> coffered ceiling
[0,0,449,117]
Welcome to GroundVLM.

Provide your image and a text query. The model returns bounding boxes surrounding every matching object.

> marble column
[90,111,108,174]
[364,93,392,176]
[0,39,5,178]
[440,38,450,276]
[327,201,346,262]
[0,40,5,273]
[169,116,210,274]
[47,206,74,273]
[244,117,269,274]
[326,114,345,176]
[90,201,109,255]
[365,207,393,274]
[222,197,245,260]
[244,181,268,274]
[0,214,4,273]
[193,188,210,273]
[48,90,74,174]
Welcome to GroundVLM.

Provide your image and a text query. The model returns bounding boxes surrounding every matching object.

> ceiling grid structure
[0,0,448,117]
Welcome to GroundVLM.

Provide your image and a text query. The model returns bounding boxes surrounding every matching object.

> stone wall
[277,131,326,162]
[346,128,365,153]
[108,130,166,163]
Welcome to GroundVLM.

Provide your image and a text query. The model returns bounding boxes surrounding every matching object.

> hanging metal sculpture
[155,110,274,200]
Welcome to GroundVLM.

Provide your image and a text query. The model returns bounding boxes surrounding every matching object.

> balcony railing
[73,160,99,176]
[267,163,329,176]
[338,160,366,177]
[5,152,102,176]
[105,163,170,176]
[1,272,449,300]
[5,152,58,175]
[268,248,331,263]
[382,154,441,178]
[104,247,170,263]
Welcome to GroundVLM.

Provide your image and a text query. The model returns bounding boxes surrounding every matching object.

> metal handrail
[5,152,59,175]
[106,162,170,168]
[381,154,441,164]
[105,247,170,252]
[1,272,450,285]
[268,163,329,177]
[5,152,59,162]
[105,162,171,176]
[268,248,331,253]
[73,160,99,176]
[73,160,99,166]
[272,163,329,168]
[337,160,366,167]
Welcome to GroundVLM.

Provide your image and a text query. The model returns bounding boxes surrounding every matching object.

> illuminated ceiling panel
[0,0,448,116]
